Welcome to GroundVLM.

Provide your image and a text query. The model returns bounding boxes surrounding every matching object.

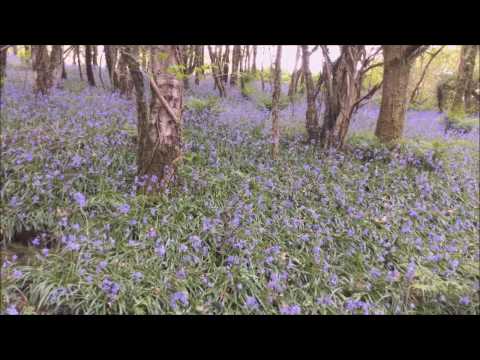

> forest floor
[1,57,479,315]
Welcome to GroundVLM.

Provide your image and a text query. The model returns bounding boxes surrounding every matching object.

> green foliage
[444,112,480,133]
[185,96,222,114]
[256,92,290,111]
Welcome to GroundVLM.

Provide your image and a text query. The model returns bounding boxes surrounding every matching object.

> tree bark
[375,45,424,143]
[301,46,320,143]
[85,45,96,86]
[320,46,365,149]
[208,46,226,97]
[252,45,257,74]
[288,46,302,98]
[92,45,98,66]
[48,45,64,89]
[33,45,50,95]
[104,45,119,90]
[230,45,241,86]
[194,45,203,85]
[271,46,282,159]
[117,50,130,96]
[75,46,83,80]
[459,45,478,113]
[134,45,183,192]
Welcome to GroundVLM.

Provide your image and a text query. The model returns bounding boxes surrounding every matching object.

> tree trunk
[135,45,183,192]
[375,46,418,143]
[230,45,241,86]
[288,46,302,98]
[62,59,67,79]
[85,45,96,86]
[0,46,7,111]
[124,46,149,175]
[222,45,230,84]
[104,45,119,90]
[12,45,18,56]
[319,46,365,149]
[117,50,130,96]
[48,45,64,89]
[33,45,50,95]
[194,45,203,85]
[252,45,257,74]
[260,65,265,92]
[465,45,479,113]
[208,46,226,97]
[75,46,83,80]
[271,46,282,159]
[301,46,320,143]
[452,45,478,114]
[92,45,98,66]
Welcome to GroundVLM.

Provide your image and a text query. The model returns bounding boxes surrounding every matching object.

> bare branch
[409,45,445,104]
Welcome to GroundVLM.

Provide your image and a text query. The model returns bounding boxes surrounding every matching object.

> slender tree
[464,45,479,113]
[271,45,282,159]
[75,46,83,80]
[251,45,257,74]
[85,45,96,86]
[375,45,429,143]
[194,45,203,85]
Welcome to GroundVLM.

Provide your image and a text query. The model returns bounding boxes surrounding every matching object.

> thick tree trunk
[271,46,282,159]
[48,45,64,89]
[222,45,230,84]
[230,45,241,86]
[375,46,417,143]
[135,45,183,192]
[319,46,365,149]
[301,46,320,143]
[85,45,96,87]
[452,45,478,114]
[465,45,479,113]
[0,46,7,111]
[33,45,50,95]
[104,45,119,90]
[117,51,130,96]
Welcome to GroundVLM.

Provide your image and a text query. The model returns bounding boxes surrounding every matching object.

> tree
[375,45,429,143]
[288,46,302,99]
[230,45,241,86]
[124,45,183,193]
[301,45,321,143]
[207,45,227,97]
[32,45,64,95]
[464,45,479,113]
[85,45,96,87]
[271,45,282,159]
[451,45,478,114]
[74,46,83,81]
[194,45,203,85]
[104,45,119,90]
[319,45,382,149]
[0,45,7,111]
